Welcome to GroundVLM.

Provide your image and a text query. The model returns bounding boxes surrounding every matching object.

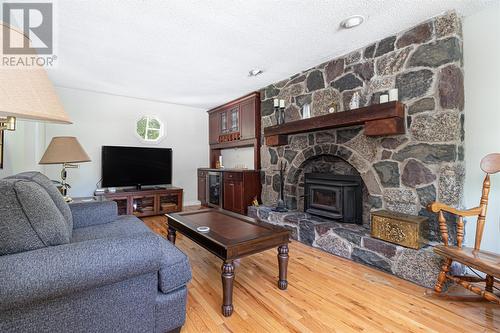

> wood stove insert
[304,173,362,224]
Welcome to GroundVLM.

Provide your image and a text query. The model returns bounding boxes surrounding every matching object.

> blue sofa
[0,172,191,333]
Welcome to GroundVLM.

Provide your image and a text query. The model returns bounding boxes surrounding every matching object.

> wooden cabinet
[224,178,243,213]
[109,195,129,215]
[132,194,156,216]
[224,172,243,214]
[207,92,261,170]
[240,98,257,140]
[210,100,255,142]
[222,171,260,215]
[98,187,183,217]
[197,170,207,205]
[203,92,262,211]
[157,192,183,215]
[208,112,220,144]
[197,168,261,214]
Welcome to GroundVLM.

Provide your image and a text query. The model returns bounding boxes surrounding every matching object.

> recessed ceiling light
[248,69,263,77]
[340,15,365,29]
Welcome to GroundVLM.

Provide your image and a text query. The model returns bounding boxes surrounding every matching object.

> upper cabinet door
[240,99,256,140]
[229,107,239,133]
[220,111,228,134]
[208,112,220,144]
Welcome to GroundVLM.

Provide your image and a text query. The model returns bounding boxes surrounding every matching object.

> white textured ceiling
[18,1,500,108]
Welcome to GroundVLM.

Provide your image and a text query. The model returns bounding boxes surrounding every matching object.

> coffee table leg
[221,260,235,317]
[167,226,176,244]
[277,244,289,290]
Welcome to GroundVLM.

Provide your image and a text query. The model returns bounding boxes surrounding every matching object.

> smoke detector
[248,69,263,77]
[340,15,365,29]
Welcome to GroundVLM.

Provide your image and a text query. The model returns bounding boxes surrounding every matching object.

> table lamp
[0,23,72,131]
[39,137,91,202]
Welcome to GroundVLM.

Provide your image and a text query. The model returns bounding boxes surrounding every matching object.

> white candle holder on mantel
[389,88,399,101]
[379,94,389,103]
[301,103,311,119]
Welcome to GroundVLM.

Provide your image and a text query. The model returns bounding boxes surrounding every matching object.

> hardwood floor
[143,212,499,333]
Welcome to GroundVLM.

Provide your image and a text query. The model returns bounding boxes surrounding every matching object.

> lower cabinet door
[110,197,129,215]
[223,180,243,214]
[223,180,234,212]
[157,192,181,214]
[132,195,156,217]
[232,181,244,213]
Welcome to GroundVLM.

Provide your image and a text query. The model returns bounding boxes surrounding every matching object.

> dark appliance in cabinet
[207,171,223,208]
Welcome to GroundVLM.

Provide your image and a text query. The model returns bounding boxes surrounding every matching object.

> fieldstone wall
[259,11,465,243]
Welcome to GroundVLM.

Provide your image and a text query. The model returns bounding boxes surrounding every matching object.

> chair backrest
[480,153,500,174]
[475,153,500,250]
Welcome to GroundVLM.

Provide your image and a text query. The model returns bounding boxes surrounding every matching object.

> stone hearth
[248,206,464,288]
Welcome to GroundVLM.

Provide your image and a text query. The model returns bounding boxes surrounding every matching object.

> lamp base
[58,163,77,203]
[57,185,72,202]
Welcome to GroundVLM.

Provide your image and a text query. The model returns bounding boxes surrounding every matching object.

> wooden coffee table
[166,208,290,317]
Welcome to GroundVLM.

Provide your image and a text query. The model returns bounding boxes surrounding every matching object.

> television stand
[95,187,183,217]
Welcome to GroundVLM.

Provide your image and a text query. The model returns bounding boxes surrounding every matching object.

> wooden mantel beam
[264,101,405,146]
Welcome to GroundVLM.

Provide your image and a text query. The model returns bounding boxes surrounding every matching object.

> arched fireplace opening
[287,154,373,228]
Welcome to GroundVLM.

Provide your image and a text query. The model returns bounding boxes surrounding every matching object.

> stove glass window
[312,188,337,208]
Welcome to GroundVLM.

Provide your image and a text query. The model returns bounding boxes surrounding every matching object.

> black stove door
[306,185,343,219]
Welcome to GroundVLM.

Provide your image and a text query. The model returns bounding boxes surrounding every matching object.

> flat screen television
[101,146,172,188]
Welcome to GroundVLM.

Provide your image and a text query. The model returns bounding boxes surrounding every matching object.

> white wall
[44,87,208,205]
[463,3,500,253]
[0,121,45,178]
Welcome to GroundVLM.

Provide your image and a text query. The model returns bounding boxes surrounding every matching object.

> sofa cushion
[71,215,151,243]
[0,179,71,255]
[6,172,73,232]
[69,200,118,229]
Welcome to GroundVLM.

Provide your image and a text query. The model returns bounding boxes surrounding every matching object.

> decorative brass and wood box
[371,210,427,249]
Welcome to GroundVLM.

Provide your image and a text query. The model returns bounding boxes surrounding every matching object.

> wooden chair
[428,153,500,304]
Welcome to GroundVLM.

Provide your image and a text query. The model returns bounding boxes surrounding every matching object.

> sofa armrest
[0,233,161,310]
[70,200,118,228]
[157,237,192,293]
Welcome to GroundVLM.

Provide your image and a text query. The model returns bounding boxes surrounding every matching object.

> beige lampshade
[39,137,91,164]
[0,23,72,124]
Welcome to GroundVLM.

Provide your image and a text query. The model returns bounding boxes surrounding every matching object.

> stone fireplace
[250,11,466,288]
